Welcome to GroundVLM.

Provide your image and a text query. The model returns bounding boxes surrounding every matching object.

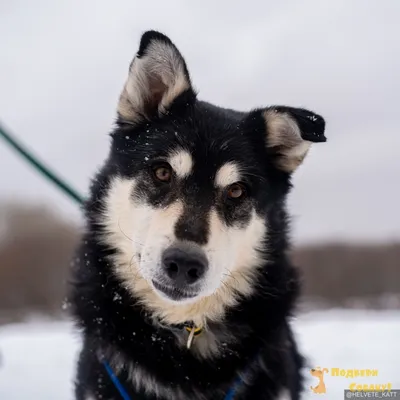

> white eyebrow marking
[168,149,193,178]
[215,162,241,187]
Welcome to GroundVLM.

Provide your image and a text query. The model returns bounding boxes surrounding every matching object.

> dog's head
[97,31,326,324]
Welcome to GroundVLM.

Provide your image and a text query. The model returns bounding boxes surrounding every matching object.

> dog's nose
[162,246,208,286]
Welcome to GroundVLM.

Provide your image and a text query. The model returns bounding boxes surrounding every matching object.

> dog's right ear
[117,31,194,125]
[262,106,326,173]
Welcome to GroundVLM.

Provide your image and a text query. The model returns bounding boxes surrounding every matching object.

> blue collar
[102,360,243,400]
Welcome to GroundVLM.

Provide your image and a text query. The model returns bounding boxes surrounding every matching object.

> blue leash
[103,360,242,400]
[103,361,132,400]
[224,376,243,400]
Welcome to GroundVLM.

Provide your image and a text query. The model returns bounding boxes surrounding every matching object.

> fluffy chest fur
[72,246,302,400]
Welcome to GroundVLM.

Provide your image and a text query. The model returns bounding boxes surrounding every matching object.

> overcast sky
[1,0,399,244]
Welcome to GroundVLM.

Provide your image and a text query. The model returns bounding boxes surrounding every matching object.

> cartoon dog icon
[310,367,329,394]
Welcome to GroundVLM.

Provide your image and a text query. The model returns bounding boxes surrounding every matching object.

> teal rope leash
[0,121,244,400]
[0,123,83,205]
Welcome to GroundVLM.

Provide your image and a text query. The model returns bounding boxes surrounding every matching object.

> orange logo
[310,367,329,394]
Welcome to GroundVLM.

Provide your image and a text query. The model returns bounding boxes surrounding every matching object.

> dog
[70,30,326,400]
[310,368,329,394]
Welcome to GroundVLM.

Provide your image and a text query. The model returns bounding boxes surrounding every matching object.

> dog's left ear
[118,30,194,124]
[262,106,326,173]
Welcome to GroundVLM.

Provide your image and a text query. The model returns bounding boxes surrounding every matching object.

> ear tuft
[263,106,326,173]
[118,31,193,125]
[137,30,175,58]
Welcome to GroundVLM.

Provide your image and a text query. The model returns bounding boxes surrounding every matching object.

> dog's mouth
[152,280,198,301]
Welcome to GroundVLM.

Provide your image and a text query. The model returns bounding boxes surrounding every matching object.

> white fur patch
[168,149,193,178]
[215,162,241,187]
[101,176,184,303]
[200,208,266,301]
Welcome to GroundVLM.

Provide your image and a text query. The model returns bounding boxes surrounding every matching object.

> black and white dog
[70,30,326,400]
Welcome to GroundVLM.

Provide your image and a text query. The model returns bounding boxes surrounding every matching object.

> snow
[0,320,79,400]
[0,310,399,400]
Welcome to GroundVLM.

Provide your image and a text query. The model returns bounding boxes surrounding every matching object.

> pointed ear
[117,31,194,124]
[263,106,326,173]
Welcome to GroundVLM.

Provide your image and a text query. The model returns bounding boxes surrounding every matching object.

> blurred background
[1,1,399,399]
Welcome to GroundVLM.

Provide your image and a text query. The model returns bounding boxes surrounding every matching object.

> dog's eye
[226,183,246,200]
[153,164,172,183]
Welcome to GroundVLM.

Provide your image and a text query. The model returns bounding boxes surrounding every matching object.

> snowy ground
[0,310,399,400]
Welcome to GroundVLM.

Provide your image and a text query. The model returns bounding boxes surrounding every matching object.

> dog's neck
[148,310,232,357]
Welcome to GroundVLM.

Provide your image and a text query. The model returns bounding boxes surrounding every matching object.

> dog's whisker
[222,270,241,287]
[128,253,137,269]
[117,218,144,247]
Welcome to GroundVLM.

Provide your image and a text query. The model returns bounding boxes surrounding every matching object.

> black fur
[70,31,326,400]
